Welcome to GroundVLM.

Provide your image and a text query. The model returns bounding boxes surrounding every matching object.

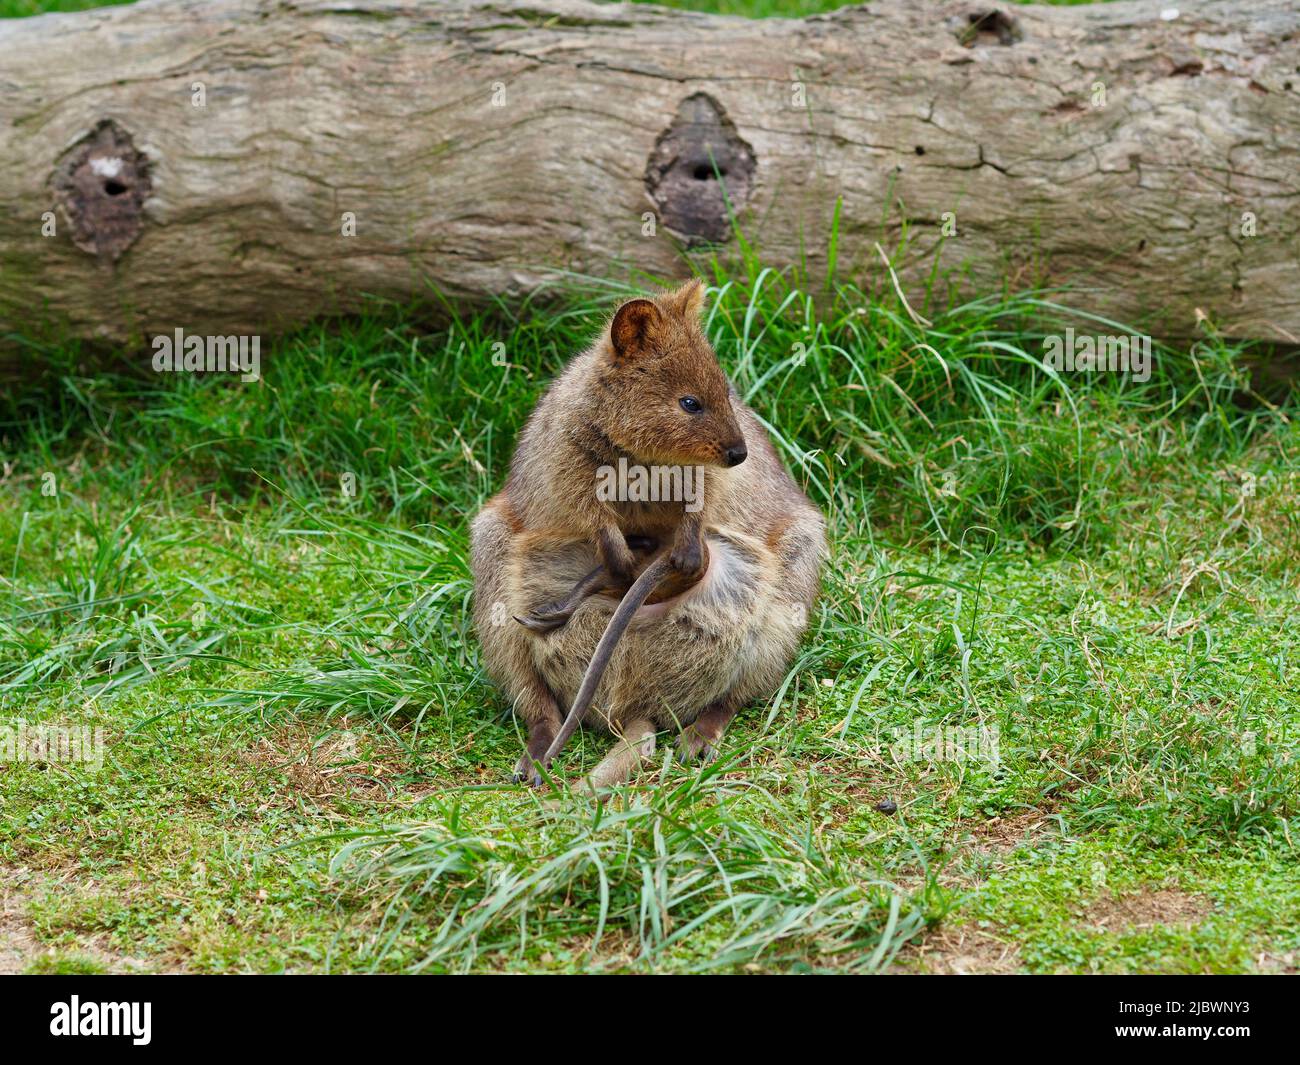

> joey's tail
[540,554,673,767]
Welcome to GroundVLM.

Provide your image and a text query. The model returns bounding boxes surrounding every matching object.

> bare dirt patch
[1087,888,1213,933]
[899,924,1023,975]
[240,722,438,804]
[1254,950,1299,973]
[1,865,180,974]
[960,808,1059,856]
[0,868,42,975]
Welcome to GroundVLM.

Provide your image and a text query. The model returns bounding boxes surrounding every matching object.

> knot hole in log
[959,10,1021,47]
[645,93,756,246]
[52,119,152,261]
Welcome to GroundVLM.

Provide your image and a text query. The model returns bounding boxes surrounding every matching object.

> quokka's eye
[679,396,703,414]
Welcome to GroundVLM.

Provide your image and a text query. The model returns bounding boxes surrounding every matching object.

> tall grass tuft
[327,754,933,973]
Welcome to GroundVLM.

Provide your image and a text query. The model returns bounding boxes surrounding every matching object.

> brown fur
[501,278,748,588]
[470,280,826,788]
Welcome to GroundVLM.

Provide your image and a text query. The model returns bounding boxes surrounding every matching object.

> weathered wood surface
[1,0,1297,347]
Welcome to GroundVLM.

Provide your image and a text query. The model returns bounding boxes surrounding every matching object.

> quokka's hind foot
[675,696,743,766]
[512,700,563,788]
[674,727,719,765]
[512,753,548,788]
[584,719,657,791]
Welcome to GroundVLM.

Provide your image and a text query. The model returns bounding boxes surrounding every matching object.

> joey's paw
[675,727,719,765]
[668,537,706,579]
[512,754,548,787]
[606,553,637,586]
[599,533,639,584]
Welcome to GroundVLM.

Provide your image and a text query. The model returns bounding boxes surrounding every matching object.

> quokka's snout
[723,441,748,467]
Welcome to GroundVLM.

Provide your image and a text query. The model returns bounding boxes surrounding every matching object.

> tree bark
[1,0,1297,348]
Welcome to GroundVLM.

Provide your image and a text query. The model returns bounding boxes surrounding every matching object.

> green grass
[0,0,126,16]
[2,0,1296,975]
[3,250,1296,971]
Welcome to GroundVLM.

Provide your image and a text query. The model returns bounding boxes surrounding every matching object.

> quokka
[470,279,825,787]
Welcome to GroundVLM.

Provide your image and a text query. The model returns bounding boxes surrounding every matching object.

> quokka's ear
[665,277,706,319]
[609,298,662,360]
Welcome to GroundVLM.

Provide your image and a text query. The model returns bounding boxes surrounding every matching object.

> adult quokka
[470,280,825,787]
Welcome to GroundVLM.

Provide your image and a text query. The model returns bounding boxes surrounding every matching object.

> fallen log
[1,0,1298,348]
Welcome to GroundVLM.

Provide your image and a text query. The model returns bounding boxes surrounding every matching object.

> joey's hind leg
[676,694,743,765]
[516,535,659,633]
[584,718,657,791]
[512,677,565,787]
[514,563,605,633]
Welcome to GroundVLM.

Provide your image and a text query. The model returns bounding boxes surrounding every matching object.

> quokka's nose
[724,444,748,467]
